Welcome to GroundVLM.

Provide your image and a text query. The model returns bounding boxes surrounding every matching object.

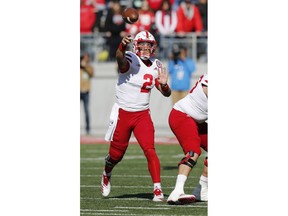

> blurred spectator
[196,0,207,32]
[80,0,97,61]
[154,0,177,59]
[80,53,94,135]
[175,0,203,35]
[94,2,108,32]
[104,0,126,61]
[80,0,96,33]
[196,0,208,61]
[91,1,109,62]
[92,0,106,12]
[148,0,175,12]
[155,0,177,36]
[168,44,196,105]
[132,0,143,9]
[126,0,155,37]
[172,0,182,10]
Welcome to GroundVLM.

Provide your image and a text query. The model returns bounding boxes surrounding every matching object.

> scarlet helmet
[133,31,157,60]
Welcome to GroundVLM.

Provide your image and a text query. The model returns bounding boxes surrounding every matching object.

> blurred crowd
[80,0,208,62]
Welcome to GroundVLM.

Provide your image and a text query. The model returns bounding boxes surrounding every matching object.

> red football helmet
[133,31,157,60]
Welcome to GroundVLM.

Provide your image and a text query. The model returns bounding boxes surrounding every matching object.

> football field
[81,143,208,216]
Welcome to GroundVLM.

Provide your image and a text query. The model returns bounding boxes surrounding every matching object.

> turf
[80,143,208,216]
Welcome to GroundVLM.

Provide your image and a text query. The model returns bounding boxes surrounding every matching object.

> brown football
[122,8,139,24]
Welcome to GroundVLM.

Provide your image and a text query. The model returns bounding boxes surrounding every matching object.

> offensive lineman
[167,73,208,204]
[100,31,171,201]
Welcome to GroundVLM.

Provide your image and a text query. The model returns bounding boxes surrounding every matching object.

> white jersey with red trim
[116,51,163,112]
[173,73,208,123]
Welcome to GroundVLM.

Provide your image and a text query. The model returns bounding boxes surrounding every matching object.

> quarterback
[101,31,171,201]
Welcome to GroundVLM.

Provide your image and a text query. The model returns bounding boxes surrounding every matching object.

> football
[122,8,139,24]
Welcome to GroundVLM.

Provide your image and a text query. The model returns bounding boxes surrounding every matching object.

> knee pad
[178,151,197,168]
[105,154,121,168]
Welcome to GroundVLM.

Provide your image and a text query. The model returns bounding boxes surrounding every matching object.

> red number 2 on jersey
[141,74,153,93]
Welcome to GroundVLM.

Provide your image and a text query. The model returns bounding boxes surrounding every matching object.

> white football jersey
[116,51,162,111]
[174,73,208,123]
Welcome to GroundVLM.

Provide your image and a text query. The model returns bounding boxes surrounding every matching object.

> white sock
[199,175,208,187]
[175,174,187,191]
[154,183,161,190]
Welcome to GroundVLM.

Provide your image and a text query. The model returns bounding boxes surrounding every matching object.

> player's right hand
[121,35,133,46]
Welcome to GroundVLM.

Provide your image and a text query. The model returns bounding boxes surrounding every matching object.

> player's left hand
[157,66,168,85]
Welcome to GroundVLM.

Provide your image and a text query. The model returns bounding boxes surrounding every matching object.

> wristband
[118,43,126,52]
[161,83,169,92]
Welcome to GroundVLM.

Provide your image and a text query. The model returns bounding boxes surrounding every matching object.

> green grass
[81,143,208,216]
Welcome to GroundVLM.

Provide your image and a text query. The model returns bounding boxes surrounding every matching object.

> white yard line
[81,156,146,161]
[80,197,207,206]
[81,167,103,170]
[80,213,136,215]
[83,150,145,154]
[81,209,128,212]
[81,167,149,170]
[81,185,195,189]
[115,206,170,210]
[80,197,207,207]
[80,174,197,178]
[81,214,205,216]
[81,197,150,201]
[81,155,195,161]
[157,205,208,208]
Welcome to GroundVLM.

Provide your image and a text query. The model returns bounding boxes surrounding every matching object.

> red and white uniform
[169,73,208,155]
[116,51,162,111]
[174,73,208,123]
[105,51,164,184]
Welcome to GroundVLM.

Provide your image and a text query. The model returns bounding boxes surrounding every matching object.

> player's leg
[101,109,132,197]
[198,121,208,152]
[133,110,164,201]
[192,157,208,201]
[167,109,201,204]
[192,122,208,201]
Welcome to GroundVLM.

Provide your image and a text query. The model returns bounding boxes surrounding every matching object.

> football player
[100,31,171,201]
[167,73,208,205]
